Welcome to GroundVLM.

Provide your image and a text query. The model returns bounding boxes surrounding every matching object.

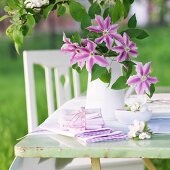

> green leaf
[14,42,21,54]
[0,15,9,22]
[121,60,136,78]
[128,14,137,28]
[81,14,91,31]
[57,4,66,16]
[110,0,123,23]
[6,24,14,38]
[72,63,81,73]
[147,84,155,98]
[129,0,134,3]
[4,6,11,12]
[43,3,55,19]
[72,32,81,44]
[122,28,149,39]
[111,76,128,90]
[69,0,87,22]
[13,28,24,45]
[103,8,109,19]
[99,69,111,83]
[27,14,35,27]
[91,64,107,81]
[122,0,130,18]
[88,2,101,19]
[21,25,29,36]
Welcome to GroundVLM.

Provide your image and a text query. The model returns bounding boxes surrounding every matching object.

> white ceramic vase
[85,61,126,127]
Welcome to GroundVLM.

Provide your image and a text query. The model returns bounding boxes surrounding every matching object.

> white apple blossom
[128,129,137,138]
[128,120,152,140]
[139,132,151,140]
[128,120,145,134]
[125,96,148,112]
[25,0,49,9]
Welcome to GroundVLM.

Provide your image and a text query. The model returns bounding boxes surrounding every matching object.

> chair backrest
[23,50,81,133]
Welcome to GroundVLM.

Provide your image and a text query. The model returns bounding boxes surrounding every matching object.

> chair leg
[91,158,101,170]
[143,158,157,170]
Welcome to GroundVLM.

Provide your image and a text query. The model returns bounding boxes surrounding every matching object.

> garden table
[15,95,170,170]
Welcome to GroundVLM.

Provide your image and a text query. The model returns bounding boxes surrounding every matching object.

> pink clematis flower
[127,62,158,95]
[73,40,109,73]
[87,15,119,49]
[61,33,85,69]
[112,33,138,62]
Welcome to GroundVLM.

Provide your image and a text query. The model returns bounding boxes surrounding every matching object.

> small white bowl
[115,109,152,125]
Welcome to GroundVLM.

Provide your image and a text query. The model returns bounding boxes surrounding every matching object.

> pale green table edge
[15,134,170,159]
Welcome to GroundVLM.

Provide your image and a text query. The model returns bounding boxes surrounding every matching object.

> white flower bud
[139,132,151,140]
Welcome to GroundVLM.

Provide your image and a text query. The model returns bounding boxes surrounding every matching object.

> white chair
[9,50,144,170]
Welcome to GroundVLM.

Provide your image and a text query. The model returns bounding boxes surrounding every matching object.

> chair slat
[73,70,81,98]
[23,51,38,133]
[44,66,55,116]
[54,67,71,107]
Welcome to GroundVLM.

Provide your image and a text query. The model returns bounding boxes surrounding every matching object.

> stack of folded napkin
[58,107,104,131]
[75,128,127,144]
[38,107,127,144]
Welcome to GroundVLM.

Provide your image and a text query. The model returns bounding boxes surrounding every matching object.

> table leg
[143,158,157,170]
[91,158,101,170]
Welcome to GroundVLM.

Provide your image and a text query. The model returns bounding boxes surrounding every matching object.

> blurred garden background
[0,0,170,169]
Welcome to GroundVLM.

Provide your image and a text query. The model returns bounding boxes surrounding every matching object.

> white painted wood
[72,70,81,98]
[44,66,55,116]
[23,50,80,132]
[54,67,71,107]
[64,158,144,170]
[23,51,38,133]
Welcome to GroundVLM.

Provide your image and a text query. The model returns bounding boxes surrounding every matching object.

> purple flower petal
[61,44,76,52]
[116,52,128,62]
[110,33,122,42]
[112,46,124,53]
[144,81,150,94]
[80,47,90,53]
[110,24,119,32]
[136,62,144,76]
[127,75,141,85]
[95,36,105,44]
[129,49,138,57]
[78,61,85,69]
[63,32,70,44]
[105,35,113,49]
[86,57,94,73]
[129,42,137,49]
[143,62,151,75]
[136,82,144,95]
[87,26,101,33]
[95,15,104,30]
[123,33,130,46]
[147,76,158,84]
[87,41,97,51]
[74,53,89,62]
[94,55,109,67]
[104,16,111,29]
[70,52,76,65]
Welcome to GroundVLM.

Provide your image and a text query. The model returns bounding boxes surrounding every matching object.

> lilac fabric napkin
[75,128,128,144]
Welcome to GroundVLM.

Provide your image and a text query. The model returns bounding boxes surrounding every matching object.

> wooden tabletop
[15,133,170,159]
[15,94,170,159]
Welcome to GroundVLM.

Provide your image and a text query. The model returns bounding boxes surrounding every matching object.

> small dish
[115,109,152,125]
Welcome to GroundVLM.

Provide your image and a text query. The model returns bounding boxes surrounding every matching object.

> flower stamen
[103,29,109,36]
[141,76,147,82]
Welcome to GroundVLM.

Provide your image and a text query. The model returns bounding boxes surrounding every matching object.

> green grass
[0,27,170,170]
